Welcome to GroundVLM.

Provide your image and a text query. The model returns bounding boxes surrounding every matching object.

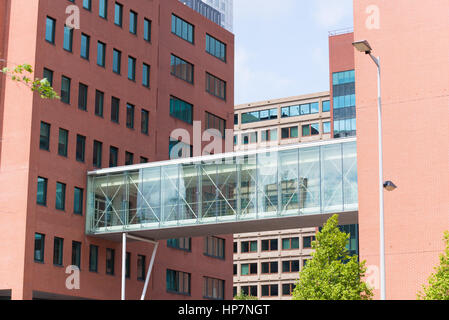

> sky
[233,0,354,105]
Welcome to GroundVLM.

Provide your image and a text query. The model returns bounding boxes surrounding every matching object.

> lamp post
[352,40,396,300]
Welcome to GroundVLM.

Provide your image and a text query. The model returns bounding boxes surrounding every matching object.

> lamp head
[383,181,397,192]
[353,40,373,54]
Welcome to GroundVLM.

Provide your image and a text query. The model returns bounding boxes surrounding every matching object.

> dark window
[78,83,88,110]
[282,237,299,250]
[95,90,104,117]
[303,236,316,249]
[281,126,298,139]
[61,76,71,104]
[40,121,50,151]
[80,33,90,59]
[125,151,134,165]
[206,72,226,100]
[63,25,73,52]
[129,10,137,34]
[109,146,118,167]
[241,263,257,275]
[37,177,48,206]
[126,103,134,129]
[89,245,98,272]
[76,134,86,162]
[55,182,66,211]
[45,17,56,44]
[261,284,278,297]
[205,112,226,138]
[34,233,45,262]
[203,277,224,300]
[241,241,257,253]
[128,56,136,81]
[282,260,300,273]
[106,248,115,275]
[43,68,53,86]
[142,63,150,87]
[282,283,295,296]
[171,14,194,44]
[141,109,149,134]
[140,156,148,163]
[233,264,237,275]
[53,237,64,266]
[233,242,238,253]
[114,2,123,27]
[137,255,146,281]
[261,239,278,251]
[204,236,225,259]
[241,108,277,124]
[111,97,120,123]
[99,0,108,19]
[302,123,320,137]
[170,54,194,84]
[166,269,191,295]
[58,128,68,157]
[72,241,81,269]
[144,18,151,42]
[170,96,193,124]
[167,238,191,251]
[93,140,102,168]
[113,49,121,74]
[83,0,91,10]
[261,262,278,274]
[206,34,226,62]
[97,41,106,67]
[74,187,83,215]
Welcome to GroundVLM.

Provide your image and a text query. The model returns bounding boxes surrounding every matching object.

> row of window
[235,236,316,253]
[236,259,310,277]
[234,283,296,298]
[46,17,151,88]
[236,122,330,145]
[167,236,225,260]
[166,269,225,300]
[66,0,152,41]
[39,122,148,167]
[171,14,227,63]
[238,101,330,125]
[43,68,150,134]
[37,177,83,214]
[35,233,153,280]
[170,54,227,100]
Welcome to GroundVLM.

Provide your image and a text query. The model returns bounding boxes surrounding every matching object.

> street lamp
[353,39,388,300]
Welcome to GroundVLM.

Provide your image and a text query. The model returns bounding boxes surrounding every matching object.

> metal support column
[121,232,127,300]
[141,241,159,300]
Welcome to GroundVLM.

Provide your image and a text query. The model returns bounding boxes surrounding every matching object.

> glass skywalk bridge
[86,138,358,241]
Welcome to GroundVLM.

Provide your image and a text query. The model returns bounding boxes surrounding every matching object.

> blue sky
[234,0,353,105]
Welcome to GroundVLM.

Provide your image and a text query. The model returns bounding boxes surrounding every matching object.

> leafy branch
[0,61,59,100]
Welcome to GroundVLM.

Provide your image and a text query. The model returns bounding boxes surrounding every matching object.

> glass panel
[257,152,278,217]
[279,149,299,215]
[321,144,343,212]
[343,142,358,211]
[299,147,320,213]
[239,155,257,218]
[161,165,179,224]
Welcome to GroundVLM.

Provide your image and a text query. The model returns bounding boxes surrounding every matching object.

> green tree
[418,232,449,300]
[234,293,258,300]
[0,62,59,99]
[292,214,373,300]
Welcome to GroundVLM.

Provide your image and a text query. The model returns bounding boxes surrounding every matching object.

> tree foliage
[292,214,373,300]
[0,62,59,99]
[418,232,449,300]
[234,293,258,300]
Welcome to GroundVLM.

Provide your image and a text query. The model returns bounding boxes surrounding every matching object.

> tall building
[0,0,234,300]
[353,0,449,299]
[232,92,332,300]
[205,0,233,32]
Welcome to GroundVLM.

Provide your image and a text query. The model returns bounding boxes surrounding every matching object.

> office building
[200,0,233,32]
[0,0,234,300]
[233,92,333,300]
